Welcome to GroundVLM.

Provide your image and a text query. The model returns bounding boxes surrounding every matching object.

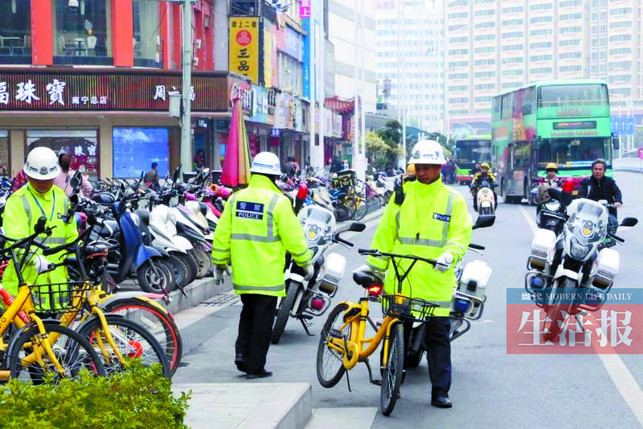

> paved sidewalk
[172,383,311,429]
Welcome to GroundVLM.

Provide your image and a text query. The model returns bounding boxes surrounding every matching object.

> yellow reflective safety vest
[2,183,78,297]
[212,174,311,297]
[367,178,472,317]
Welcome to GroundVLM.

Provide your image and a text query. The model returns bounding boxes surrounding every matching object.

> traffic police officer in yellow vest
[212,152,312,379]
[365,140,472,408]
[2,147,78,299]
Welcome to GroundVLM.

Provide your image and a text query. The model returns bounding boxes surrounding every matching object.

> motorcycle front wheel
[137,260,175,294]
[271,282,299,344]
[542,278,575,341]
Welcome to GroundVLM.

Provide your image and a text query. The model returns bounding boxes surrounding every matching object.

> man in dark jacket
[578,159,622,218]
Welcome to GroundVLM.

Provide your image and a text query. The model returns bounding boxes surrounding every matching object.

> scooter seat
[353,268,383,288]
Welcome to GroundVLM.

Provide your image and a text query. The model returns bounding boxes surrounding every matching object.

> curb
[154,277,231,315]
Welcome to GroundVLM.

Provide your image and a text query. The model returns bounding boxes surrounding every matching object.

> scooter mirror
[620,217,638,227]
[173,164,182,183]
[69,170,82,192]
[348,222,366,232]
[473,214,495,230]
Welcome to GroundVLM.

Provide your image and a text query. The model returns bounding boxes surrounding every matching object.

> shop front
[0,68,250,177]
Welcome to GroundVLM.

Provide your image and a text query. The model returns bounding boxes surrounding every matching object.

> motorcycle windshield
[298,205,336,245]
[565,199,608,244]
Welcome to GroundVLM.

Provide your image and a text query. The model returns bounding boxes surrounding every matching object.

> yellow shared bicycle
[316,249,438,416]
[0,218,105,383]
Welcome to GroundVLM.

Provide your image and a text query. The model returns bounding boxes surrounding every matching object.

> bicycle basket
[28,282,90,315]
[381,294,438,321]
[332,170,356,189]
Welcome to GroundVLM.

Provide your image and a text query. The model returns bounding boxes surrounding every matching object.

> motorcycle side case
[591,248,620,289]
[455,260,492,319]
[319,252,346,297]
[529,229,557,270]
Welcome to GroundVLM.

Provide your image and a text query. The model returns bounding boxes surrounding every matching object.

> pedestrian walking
[211,152,313,379]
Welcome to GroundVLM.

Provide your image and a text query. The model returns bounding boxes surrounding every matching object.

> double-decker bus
[454,134,492,185]
[491,79,615,203]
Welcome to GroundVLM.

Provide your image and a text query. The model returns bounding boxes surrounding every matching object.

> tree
[366,131,402,171]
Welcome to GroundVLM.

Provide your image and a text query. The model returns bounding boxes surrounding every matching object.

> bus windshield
[455,139,491,168]
[538,84,608,108]
[538,138,609,167]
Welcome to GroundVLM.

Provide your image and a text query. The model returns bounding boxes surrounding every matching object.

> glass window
[0,0,31,64]
[538,84,609,107]
[133,0,161,67]
[539,138,607,164]
[27,130,99,178]
[113,128,169,178]
[52,0,112,65]
[0,130,8,173]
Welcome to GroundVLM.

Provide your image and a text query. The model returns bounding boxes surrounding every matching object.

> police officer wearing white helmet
[361,139,472,408]
[2,147,78,299]
[212,151,312,379]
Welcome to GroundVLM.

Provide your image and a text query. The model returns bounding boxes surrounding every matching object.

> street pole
[180,0,193,173]
[318,0,325,170]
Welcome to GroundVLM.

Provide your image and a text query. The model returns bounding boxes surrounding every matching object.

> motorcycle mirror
[348,222,366,232]
[69,170,82,192]
[620,217,638,227]
[35,216,47,234]
[87,213,97,226]
[473,214,495,230]
[173,164,182,183]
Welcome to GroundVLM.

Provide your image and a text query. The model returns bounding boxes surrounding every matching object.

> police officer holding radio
[362,140,473,408]
[212,152,312,379]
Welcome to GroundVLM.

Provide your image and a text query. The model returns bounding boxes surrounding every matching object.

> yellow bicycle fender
[381,318,400,368]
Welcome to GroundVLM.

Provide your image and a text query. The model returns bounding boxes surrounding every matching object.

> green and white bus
[491,79,615,203]
[454,134,492,185]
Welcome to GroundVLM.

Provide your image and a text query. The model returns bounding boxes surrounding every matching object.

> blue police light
[454,298,470,313]
[530,276,545,290]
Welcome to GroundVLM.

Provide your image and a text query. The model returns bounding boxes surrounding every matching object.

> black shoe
[246,369,273,380]
[431,396,452,408]
[235,354,247,373]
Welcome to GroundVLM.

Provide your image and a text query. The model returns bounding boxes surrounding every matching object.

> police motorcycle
[526,198,638,341]
[405,214,496,367]
[271,202,366,344]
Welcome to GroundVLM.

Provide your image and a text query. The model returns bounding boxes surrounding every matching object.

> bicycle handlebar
[358,249,437,267]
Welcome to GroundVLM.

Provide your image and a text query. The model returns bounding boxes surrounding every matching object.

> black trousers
[235,294,278,374]
[425,317,452,398]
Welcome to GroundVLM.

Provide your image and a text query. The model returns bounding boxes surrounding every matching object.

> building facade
[444,0,643,137]
[375,0,444,134]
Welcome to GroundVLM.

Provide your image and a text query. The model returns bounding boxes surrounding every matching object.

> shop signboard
[301,17,311,100]
[263,21,276,88]
[249,85,273,125]
[274,92,290,129]
[284,27,302,61]
[229,17,260,84]
[0,70,236,112]
[228,75,254,115]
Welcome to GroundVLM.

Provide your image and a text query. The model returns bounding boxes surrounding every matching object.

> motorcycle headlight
[544,200,560,211]
[568,236,592,260]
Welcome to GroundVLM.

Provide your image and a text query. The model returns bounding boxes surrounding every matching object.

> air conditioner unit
[193,57,199,67]
[195,39,202,49]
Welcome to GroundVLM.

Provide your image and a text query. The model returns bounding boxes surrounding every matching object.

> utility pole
[180,0,194,172]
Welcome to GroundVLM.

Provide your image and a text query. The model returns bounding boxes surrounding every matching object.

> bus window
[538,84,608,108]
[538,138,607,165]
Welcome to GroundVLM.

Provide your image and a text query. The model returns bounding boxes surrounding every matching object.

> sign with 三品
[0,70,230,112]
[229,17,260,84]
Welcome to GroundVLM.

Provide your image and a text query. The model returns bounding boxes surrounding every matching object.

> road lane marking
[587,313,643,425]
[521,205,643,424]
[519,205,538,234]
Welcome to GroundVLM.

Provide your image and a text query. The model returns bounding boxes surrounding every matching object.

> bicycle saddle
[353,267,383,288]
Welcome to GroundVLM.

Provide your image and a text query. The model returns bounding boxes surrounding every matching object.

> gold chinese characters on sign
[229,17,259,84]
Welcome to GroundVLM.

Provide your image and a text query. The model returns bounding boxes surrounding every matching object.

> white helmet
[409,140,446,165]
[23,146,60,180]
[251,152,282,176]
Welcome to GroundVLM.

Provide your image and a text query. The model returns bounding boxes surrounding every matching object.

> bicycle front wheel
[316,303,349,388]
[9,323,106,383]
[78,315,171,378]
[104,298,183,376]
[380,322,404,416]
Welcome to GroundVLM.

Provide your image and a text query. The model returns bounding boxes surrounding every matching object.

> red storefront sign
[0,69,249,112]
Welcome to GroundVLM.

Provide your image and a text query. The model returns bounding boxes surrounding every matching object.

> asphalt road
[174,171,643,428]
